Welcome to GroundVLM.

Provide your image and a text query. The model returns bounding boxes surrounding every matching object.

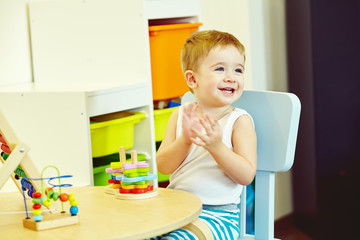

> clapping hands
[181,103,223,150]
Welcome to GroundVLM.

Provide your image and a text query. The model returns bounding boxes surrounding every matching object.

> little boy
[155,30,257,240]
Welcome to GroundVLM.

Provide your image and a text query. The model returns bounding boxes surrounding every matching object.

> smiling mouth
[219,87,235,94]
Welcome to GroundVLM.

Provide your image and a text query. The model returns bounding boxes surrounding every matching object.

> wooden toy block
[108,179,120,184]
[123,168,149,177]
[121,161,149,170]
[106,167,123,174]
[110,162,123,170]
[121,180,147,186]
[115,187,158,199]
[121,182,149,190]
[116,174,156,183]
[119,185,154,194]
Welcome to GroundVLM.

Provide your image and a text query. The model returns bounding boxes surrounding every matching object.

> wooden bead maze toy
[22,165,79,231]
[104,146,158,199]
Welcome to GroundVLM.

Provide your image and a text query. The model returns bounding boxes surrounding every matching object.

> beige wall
[201,0,292,220]
[0,0,32,86]
[199,0,253,90]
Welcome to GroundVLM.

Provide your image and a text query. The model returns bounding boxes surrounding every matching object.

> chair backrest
[182,90,301,240]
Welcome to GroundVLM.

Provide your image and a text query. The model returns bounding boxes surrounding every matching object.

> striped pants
[148,206,240,240]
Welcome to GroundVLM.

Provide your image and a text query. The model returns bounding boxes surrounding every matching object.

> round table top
[0,186,202,240]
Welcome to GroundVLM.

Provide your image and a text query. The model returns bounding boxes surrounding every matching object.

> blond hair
[181,30,245,74]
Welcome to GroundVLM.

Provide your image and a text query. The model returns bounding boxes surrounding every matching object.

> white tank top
[167,105,253,205]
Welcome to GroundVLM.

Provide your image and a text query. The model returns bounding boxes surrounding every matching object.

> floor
[274,215,313,240]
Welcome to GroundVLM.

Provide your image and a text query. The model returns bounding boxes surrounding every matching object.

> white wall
[266,1,293,221]
[199,0,253,90]
[0,0,32,86]
[0,0,31,191]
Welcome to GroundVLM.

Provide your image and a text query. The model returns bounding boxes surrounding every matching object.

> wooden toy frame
[0,111,41,193]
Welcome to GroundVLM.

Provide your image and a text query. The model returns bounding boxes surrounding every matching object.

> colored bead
[33,214,43,222]
[32,192,41,198]
[43,198,52,207]
[52,192,59,201]
[33,203,41,209]
[27,190,34,198]
[3,153,9,160]
[0,143,11,154]
[70,200,79,206]
[32,198,41,204]
[68,193,75,202]
[32,209,42,215]
[0,134,5,143]
[46,189,54,198]
[70,206,78,216]
[59,193,69,202]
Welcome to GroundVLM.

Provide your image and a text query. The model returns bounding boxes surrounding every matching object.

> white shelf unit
[0,81,155,187]
[145,0,201,23]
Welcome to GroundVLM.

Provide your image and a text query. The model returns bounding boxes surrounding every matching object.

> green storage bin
[157,171,169,183]
[154,107,179,142]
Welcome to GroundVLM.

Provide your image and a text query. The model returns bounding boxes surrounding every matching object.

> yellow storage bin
[90,111,146,158]
[149,22,202,101]
[154,107,179,142]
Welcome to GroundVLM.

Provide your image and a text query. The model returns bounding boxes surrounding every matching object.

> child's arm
[156,103,202,175]
[191,114,257,185]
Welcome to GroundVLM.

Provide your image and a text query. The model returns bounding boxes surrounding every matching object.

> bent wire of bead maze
[22,165,79,231]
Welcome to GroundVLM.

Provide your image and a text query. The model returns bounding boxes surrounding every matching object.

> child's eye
[215,67,224,71]
[235,68,243,73]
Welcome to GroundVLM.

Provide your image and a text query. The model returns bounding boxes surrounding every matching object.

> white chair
[181,90,301,240]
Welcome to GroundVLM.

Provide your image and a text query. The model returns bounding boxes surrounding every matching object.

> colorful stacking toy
[105,147,156,195]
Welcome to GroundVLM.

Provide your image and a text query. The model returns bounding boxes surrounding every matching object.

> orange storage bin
[149,22,202,101]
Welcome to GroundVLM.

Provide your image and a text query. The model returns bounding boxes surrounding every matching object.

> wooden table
[0,187,202,240]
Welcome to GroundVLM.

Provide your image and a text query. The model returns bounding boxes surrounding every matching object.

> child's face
[192,45,245,107]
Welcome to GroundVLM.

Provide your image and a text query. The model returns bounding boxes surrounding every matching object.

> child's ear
[184,70,197,89]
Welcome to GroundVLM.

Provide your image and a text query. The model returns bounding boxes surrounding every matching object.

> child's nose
[224,74,236,83]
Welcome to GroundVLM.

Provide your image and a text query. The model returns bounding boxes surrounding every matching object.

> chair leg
[239,185,247,238]
[254,171,275,240]
[182,218,214,240]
